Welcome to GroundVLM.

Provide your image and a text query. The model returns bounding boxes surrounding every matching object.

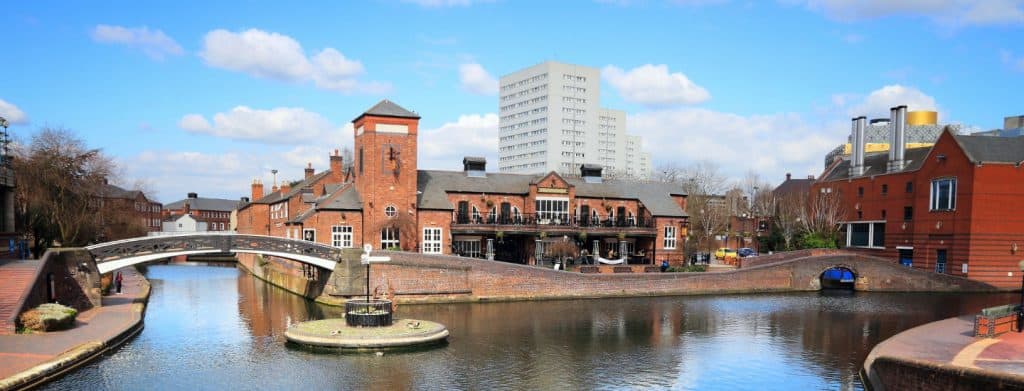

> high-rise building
[498,61,651,179]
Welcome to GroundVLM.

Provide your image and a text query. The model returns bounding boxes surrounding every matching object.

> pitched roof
[416,170,688,217]
[318,186,363,211]
[773,177,814,199]
[953,134,1024,164]
[164,196,239,212]
[100,183,143,200]
[252,170,332,205]
[352,99,420,123]
[820,147,932,181]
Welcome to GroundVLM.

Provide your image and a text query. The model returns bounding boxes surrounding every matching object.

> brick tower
[352,100,421,251]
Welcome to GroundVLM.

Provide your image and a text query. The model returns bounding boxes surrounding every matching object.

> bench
[613,266,633,273]
[974,304,1021,338]
[579,266,600,274]
[643,266,661,273]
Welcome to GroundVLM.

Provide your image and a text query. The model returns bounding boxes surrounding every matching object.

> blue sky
[1,0,1022,202]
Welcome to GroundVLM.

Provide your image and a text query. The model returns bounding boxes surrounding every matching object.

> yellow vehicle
[714,248,737,260]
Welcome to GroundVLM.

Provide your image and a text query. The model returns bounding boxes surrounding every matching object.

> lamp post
[0,116,9,165]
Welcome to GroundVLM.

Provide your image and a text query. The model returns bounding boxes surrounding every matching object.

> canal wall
[3,248,102,333]
[236,253,330,300]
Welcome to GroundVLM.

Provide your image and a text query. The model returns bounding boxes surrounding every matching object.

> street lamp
[0,116,9,165]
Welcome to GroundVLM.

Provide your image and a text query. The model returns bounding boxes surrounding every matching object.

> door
[936,249,947,273]
[616,207,626,226]
[898,249,913,267]
[580,205,590,227]
[500,202,511,224]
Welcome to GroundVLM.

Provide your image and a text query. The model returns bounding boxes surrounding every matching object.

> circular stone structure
[285,318,449,350]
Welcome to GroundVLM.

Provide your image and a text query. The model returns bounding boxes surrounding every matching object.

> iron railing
[452,213,655,229]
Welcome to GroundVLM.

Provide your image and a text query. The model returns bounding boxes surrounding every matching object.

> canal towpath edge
[0,267,150,391]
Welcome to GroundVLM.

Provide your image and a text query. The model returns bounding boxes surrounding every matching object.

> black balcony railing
[453,213,655,229]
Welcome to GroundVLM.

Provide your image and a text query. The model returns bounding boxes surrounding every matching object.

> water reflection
[44,265,1016,390]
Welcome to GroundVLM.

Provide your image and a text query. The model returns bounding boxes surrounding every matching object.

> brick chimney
[251,179,264,201]
[785,173,791,181]
[280,182,291,195]
[184,202,191,215]
[330,149,344,183]
[304,163,314,179]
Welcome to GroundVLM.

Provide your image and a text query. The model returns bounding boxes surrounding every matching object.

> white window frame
[332,225,353,248]
[843,220,886,249]
[422,227,442,254]
[381,227,400,249]
[663,226,677,249]
[535,197,569,222]
[385,204,398,218]
[929,178,957,211]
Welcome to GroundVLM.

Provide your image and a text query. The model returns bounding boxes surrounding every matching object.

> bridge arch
[86,233,341,274]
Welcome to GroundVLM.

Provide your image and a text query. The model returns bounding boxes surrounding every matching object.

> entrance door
[936,249,947,273]
[580,205,590,227]
[616,207,626,226]
[457,201,469,224]
[898,249,913,267]
[500,202,511,224]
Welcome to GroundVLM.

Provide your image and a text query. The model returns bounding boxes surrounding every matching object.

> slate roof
[774,177,815,199]
[318,186,363,211]
[165,196,239,212]
[100,184,143,200]
[416,170,688,217]
[352,99,420,123]
[821,147,932,181]
[252,171,332,205]
[954,134,1024,164]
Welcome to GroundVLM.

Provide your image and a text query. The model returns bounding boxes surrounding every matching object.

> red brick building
[162,192,237,232]
[99,183,162,238]
[236,100,690,266]
[814,106,1024,288]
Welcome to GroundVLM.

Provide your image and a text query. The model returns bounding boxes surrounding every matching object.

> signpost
[361,244,391,303]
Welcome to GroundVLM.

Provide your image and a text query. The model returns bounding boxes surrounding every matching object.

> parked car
[714,248,737,260]
[737,248,757,258]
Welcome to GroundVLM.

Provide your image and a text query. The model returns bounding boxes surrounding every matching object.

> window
[858,187,864,197]
[930,178,956,211]
[906,181,913,193]
[454,238,481,258]
[903,206,913,221]
[332,226,353,248]
[471,206,480,222]
[385,205,397,218]
[664,226,677,249]
[881,184,888,195]
[936,249,947,273]
[303,228,316,242]
[381,228,400,249]
[422,228,442,254]
[881,210,886,219]
[845,222,885,248]
[535,198,569,222]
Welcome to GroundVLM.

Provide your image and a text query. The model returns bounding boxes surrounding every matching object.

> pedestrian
[660,260,669,273]
[115,271,123,294]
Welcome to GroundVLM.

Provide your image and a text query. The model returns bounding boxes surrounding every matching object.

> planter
[345,299,393,327]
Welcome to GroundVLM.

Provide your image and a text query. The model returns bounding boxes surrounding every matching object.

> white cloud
[847,84,939,118]
[796,0,1024,26]
[418,113,499,170]
[177,114,211,131]
[0,99,28,125]
[199,28,389,94]
[630,108,842,183]
[177,106,342,144]
[90,24,184,60]
[458,63,499,95]
[602,64,710,106]
[122,151,248,201]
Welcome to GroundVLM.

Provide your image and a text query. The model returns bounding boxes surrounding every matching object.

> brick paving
[0,260,43,334]
[0,267,147,382]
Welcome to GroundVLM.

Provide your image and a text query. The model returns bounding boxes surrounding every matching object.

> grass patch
[20,303,78,332]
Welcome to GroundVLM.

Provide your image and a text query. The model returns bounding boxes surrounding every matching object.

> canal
[44,264,1017,390]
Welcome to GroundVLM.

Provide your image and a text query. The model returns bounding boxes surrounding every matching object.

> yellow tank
[907,111,938,126]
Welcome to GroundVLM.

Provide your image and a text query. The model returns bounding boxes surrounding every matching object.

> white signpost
[361,244,391,303]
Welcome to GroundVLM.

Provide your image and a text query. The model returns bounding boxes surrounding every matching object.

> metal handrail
[452,213,655,229]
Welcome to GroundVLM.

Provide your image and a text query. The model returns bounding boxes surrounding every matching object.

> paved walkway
[0,267,148,388]
[864,315,1024,388]
[0,260,43,334]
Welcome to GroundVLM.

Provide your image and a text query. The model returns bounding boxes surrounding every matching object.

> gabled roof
[352,99,420,123]
[318,186,363,211]
[820,147,932,181]
[164,196,238,212]
[416,170,688,217]
[252,170,332,205]
[774,177,814,199]
[953,134,1024,164]
[100,183,145,200]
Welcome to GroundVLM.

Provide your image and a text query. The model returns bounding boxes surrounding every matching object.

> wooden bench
[974,304,1021,337]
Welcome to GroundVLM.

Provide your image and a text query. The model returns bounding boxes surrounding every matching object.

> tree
[799,189,846,249]
[774,191,806,250]
[13,128,118,255]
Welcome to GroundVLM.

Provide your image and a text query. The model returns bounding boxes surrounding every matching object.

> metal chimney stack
[888,106,907,172]
[849,116,866,177]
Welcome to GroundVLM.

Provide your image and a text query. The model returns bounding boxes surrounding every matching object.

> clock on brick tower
[352,100,421,251]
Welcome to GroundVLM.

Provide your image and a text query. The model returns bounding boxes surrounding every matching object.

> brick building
[98,183,162,238]
[163,192,237,232]
[236,100,689,266]
[814,106,1024,288]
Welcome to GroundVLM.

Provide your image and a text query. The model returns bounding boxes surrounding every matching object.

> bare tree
[13,128,117,254]
[680,161,730,196]
[799,189,846,247]
[774,192,806,250]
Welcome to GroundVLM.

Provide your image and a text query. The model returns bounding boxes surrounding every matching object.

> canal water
[45,264,1016,390]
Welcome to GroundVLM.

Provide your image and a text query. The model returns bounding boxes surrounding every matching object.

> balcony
[451,213,657,235]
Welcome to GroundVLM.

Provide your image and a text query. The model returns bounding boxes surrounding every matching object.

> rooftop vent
[580,164,603,184]
[463,157,487,178]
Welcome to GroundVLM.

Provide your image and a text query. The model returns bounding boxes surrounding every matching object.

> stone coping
[284,318,448,349]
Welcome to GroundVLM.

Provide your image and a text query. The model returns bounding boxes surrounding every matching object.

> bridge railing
[86,233,342,265]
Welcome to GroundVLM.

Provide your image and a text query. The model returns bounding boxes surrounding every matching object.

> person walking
[115,271,123,294]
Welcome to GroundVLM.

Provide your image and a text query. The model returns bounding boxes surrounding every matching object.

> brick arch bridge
[87,233,340,274]
[320,251,1001,303]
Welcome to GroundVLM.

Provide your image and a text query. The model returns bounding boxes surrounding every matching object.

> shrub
[20,303,78,332]
[667,265,707,273]
[798,232,838,249]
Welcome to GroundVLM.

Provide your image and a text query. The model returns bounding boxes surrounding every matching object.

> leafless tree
[774,192,806,250]
[13,128,117,254]
[799,189,846,246]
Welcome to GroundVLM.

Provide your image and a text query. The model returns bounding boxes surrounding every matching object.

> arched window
[591,210,599,225]
[512,206,522,223]
[488,206,497,223]
[471,206,480,223]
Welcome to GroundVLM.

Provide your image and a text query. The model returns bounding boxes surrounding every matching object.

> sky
[1,0,1022,203]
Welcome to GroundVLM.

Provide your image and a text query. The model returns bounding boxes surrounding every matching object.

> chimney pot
[304,163,315,179]
[786,173,791,181]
